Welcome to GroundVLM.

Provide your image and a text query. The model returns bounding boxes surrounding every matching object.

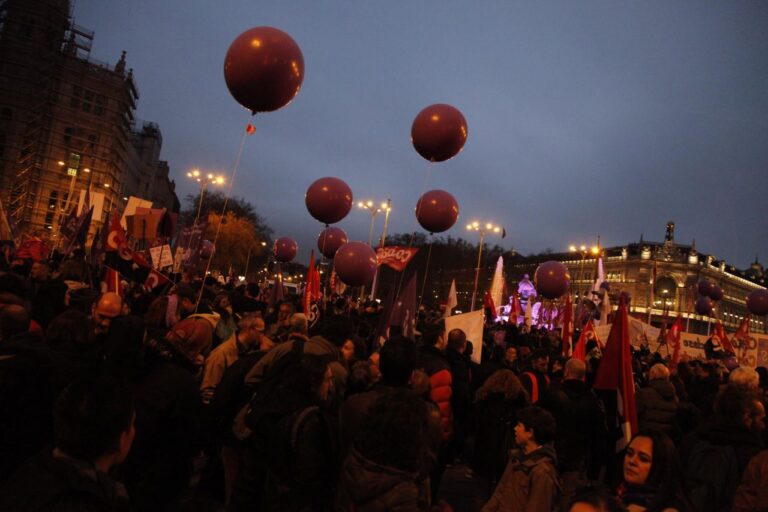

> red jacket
[419,345,453,441]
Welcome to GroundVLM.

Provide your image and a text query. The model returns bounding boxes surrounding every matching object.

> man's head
[165,317,213,365]
[715,385,766,433]
[648,363,670,381]
[54,377,135,470]
[379,336,417,387]
[505,345,518,364]
[530,349,549,374]
[447,328,467,353]
[92,292,123,335]
[564,358,587,381]
[728,367,760,390]
[278,301,294,323]
[320,314,354,348]
[288,312,309,335]
[421,320,446,350]
[0,303,29,341]
[172,284,197,316]
[29,260,50,281]
[238,313,267,349]
[514,405,556,446]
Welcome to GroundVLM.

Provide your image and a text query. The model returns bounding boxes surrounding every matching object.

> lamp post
[467,221,501,311]
[568,244,600,299]
[187,169,225,224]
[369,200,392,300]
[357,200,385,300]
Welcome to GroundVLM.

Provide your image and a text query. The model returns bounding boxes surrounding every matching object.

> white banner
[445,310,484,364]
[149,244,174,270]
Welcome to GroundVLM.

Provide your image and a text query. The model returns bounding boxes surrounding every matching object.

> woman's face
[505,347,518,363]
[624,436,653,485]
[341,340,355,362]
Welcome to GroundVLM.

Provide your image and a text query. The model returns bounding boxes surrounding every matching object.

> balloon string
[396,160,436,299]
[417,239,434,310]
[194,119,250,313]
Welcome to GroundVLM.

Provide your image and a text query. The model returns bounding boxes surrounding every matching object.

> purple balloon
[694,296,713,316]
[317,227,348,259]
[273,237,298,263]
[599,281,611,291]
[333,241,377,287]
[746,289,768,316]
[305,177,353,225]
[697,280,715,297]
[534,261,571,300]
[200,240,214,260]
[415,189,459,234]
[709,284,723,301]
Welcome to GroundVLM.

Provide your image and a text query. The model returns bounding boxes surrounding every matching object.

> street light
[187,169,225,224]
[357,200,383,247]
[569,244,599,298]
[467,220,502,311]
[369,199,392,300]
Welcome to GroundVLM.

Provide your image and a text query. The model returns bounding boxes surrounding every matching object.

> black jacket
[636,378,680,440]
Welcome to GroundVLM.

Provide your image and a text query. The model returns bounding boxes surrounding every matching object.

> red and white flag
[561,293,573,355]
[101,266,124,296]
[509,293,523,323]
[593,295,638,452]
[483,291,497,319]
[667,316,684,368]
[375,246,419,272]
[572,318,600,361]
[734,315,750,359]
[713,320,735,354]
[144,267,170,291]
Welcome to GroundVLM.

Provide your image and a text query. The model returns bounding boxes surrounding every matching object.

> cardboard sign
[149,244,174,269]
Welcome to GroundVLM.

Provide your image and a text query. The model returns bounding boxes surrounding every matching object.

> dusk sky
[74,1,768,269]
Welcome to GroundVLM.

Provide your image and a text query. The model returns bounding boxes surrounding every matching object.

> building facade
[0,0,178,243]
[508,222,767,335]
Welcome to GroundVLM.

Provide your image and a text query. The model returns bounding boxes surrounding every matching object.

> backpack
[685,439,740,512]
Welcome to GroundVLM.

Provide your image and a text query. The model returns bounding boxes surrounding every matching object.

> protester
[635,363,680,441]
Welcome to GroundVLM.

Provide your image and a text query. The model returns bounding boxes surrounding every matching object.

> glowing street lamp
[467,221,502,311]
[187,169,225,223]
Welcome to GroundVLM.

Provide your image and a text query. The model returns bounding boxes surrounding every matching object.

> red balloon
[223,27,304,113]
[411,104,468,162]
[334,241,377,287]
[317,227,348,259]
[305,177,353,225]
[200,240,214,260]
[746,289,768,316]
[694,296,713,316]
[709,284,723,301]
[534,261,571,300]
[697,280,714,297]
[415,189,459,233]
[273,237,298,262]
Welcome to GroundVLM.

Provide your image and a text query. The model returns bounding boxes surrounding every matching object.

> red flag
[561,293,573,355]
[101,267,123,296]
[593,296,638,452]
[483,291,497,319]
[246,123,256,135]
[16,234,48,262]
[667,316,684,368]
[572,318,600,361]
[509,293,523,322]
[734,315,750,358]
[375,246,419,272]
[303,250,317,314]
[713,320,735,354]
[144,267,170,291]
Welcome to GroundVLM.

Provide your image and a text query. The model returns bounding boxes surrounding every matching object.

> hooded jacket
[636,378,679,438]
[481,444,559,512]
[336,448,422,512]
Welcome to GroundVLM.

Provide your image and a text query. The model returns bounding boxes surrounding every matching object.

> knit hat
[164,317,212,364]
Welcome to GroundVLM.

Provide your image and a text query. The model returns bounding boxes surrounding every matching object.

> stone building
[0,0,178,242]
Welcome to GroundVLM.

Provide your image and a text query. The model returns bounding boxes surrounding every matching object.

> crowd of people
[0,252,767,512]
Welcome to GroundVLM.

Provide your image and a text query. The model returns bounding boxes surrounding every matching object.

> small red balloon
[746,289,768,316]
[305,177,353,225]
[333,241,377,287]
[697,280,714,297]
[534,261,571,300]
[224,26,304,113]
[415,189,459,234]
[273,237,298,263]
[411,104,468,162]
[694,296,713,316]
[317,227,348,259]
[709,285,723,301]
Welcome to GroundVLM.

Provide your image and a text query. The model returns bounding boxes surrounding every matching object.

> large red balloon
[411,104,468,162]
[694,296,713,316]
[305,177,353,225]
[334,242,377,287]
[317,227,348,259]
[223,27,304,113]
[415,189,459,233]
[708,284,723,301]
[746,289,768,316]
[273,237,298,263]
[534,261,571,300]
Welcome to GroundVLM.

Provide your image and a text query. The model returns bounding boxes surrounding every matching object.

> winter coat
[539,378,607,475]
[336,448,423,512]
[680,415,764,478]
[520,370,549,403]
[481,444,559,512]
[0,451,130,511]
[446,347,472,440]
[472,392,528,482]
[636,378,680,440]
[732,449,768,512]
[417,345,453,441]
